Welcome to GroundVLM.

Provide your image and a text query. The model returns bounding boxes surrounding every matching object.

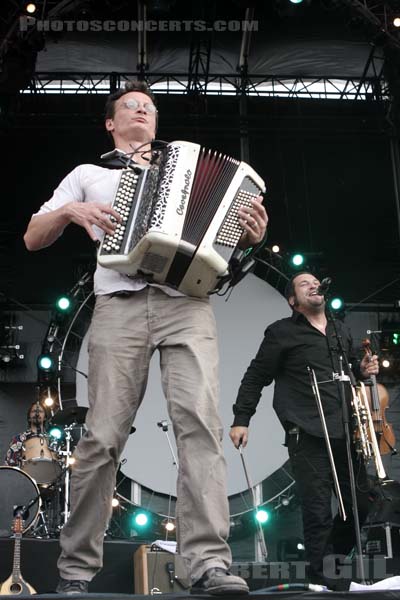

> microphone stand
[238,446,268,560]
[14,490,46,537]
[157,420,179,471]
[325,303,366,584]
[34,402,42,435]
[156,420,178,542]
[307,367,346,521]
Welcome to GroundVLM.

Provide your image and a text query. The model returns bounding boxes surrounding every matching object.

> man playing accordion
[24,80,268,595]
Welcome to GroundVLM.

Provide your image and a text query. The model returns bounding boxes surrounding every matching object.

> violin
[362,338,397,456]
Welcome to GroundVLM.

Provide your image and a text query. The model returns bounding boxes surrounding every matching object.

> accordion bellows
[98,141,266,298]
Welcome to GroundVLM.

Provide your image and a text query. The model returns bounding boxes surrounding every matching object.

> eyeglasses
[121,99,157,114]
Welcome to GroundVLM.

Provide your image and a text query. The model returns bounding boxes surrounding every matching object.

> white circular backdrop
[76,274,291,496]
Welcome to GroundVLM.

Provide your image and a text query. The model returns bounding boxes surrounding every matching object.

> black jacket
[232,310,362,438]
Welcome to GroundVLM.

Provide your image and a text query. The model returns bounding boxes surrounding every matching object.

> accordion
[98,141,266,297]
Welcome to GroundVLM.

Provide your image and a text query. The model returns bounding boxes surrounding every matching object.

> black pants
[287,430,370,584]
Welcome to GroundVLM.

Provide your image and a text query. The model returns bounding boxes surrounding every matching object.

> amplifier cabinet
[134,544,191,594]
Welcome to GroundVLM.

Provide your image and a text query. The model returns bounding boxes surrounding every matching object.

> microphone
[316,277,332,296]
[150,150,161,165]
[157,420,170,431]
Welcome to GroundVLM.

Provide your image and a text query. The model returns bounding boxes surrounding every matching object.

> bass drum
[0,467,40,536]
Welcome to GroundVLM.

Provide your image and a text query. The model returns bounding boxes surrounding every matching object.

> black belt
[110,290,136,298]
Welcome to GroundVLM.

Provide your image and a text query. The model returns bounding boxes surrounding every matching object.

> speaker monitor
[363,523,400,559]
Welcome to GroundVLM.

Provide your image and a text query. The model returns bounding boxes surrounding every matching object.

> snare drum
[0,466,41,536]
[21,435,62,486]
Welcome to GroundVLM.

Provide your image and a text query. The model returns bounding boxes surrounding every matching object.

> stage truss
[23,70,386,101]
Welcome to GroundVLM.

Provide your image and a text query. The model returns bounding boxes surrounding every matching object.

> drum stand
[32,425,76,533]
[31,506,50,538]
[30,479,64,538]
[57,424,75,525]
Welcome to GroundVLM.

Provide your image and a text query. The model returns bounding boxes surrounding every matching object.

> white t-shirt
[35,163,183,297]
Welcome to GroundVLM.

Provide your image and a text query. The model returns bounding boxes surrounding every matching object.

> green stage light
[289,0,303,3]
[290,253,305,268]
[133,512,150,527]
[49,426,63,440]
[392,332,400,345]
[56,296,71,312]
[38,355,54,371]
[329,297,344,311]
[255,509,269,524]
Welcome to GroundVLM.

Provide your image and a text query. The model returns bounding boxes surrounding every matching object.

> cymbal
[50,406,88,426]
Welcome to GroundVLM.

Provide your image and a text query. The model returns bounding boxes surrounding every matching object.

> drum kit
[1,406,88,538]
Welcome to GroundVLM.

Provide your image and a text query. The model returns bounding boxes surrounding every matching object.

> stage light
[255,509,269,524]
[297,542,305,551]
[382,358,391,368]
[272,245,280,253]
[25,3,37,13]
[134,512,149,527]
[394,17,400,27]
[37,354,54,371]
[329,297,344,311]
[147,0,175,12]
[49,426,63,440]
[290,253,305,268]
[43,387,55,407]
[289,0,303,3]
[56,295,72,312]
[112,497,120,508]
[277,537,305,561]
[392,332,400,345]
[164,520,175,532]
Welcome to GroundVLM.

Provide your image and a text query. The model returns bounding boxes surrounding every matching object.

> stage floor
[0,591,399,599]
[0,538,399,599]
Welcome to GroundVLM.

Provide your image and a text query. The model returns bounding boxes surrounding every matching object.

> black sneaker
[191,568,249,595]
[56,578,89,595]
